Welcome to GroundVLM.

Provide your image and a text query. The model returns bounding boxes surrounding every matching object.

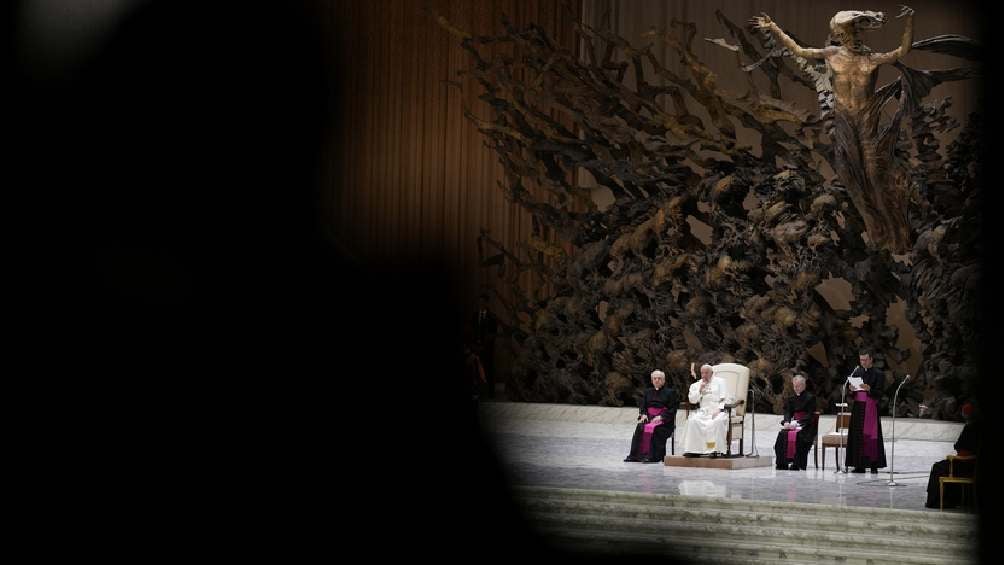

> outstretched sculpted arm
[873,5,914,65]
[750,13,828,60]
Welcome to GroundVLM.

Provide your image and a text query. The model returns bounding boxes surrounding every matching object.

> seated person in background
[773,374,817,470]
[625,369,679,463]
[681,364,731,457]
[925,402,979,508]
[464,343,486,400]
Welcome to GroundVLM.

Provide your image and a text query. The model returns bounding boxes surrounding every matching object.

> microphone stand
[746,380,764,457]
[836,368,856,474]
[887,374,911,487]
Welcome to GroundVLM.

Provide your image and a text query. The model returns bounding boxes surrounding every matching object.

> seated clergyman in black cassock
[773,374,817,470]
[624,369,679,463]
[925,402,979,508]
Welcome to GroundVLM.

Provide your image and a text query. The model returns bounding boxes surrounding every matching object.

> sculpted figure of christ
[752,7,915,253]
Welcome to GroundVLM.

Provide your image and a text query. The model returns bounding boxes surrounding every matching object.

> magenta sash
[640,407,668,456]
[785,410,808,459]
[854,390,879,459]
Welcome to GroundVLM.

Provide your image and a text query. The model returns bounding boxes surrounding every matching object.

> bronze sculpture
[753,8,914,252]
[438,7,980,419]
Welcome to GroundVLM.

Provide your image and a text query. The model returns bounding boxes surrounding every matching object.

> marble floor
[483,418,966,512]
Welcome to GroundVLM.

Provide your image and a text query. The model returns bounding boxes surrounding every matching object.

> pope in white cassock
[681,364,733,455]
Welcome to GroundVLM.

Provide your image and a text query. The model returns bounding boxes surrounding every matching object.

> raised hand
[897,5,914,18]
[749,13,773,30]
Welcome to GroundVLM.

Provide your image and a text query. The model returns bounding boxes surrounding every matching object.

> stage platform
[478,401,969,512]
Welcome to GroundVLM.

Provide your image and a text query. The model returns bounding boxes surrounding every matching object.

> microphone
[893,374,911,396]
[843,365,859,390]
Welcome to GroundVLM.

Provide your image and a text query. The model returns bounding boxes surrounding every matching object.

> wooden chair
[810,411,821,468]
[940,454,977,511]
[670,409,678,457]
[675,398,701,455]
[820,408,851,470]
[670,413,677,455]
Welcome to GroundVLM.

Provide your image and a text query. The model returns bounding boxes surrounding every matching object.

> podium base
[664,455,774,469]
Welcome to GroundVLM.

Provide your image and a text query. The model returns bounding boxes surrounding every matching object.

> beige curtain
[318,0,582,327]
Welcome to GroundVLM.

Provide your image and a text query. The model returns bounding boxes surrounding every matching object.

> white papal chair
[712,362,749,455]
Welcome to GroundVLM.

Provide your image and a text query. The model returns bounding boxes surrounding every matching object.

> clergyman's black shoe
[852,467,866,473]
[624,456,640,462]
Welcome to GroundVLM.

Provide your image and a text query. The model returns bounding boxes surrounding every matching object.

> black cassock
[845,367,887,471]
[773,392,817,470]
[625,386,678,462]
[925,422,979,508]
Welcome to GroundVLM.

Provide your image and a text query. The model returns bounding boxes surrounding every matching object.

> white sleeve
[688,382,701,404]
